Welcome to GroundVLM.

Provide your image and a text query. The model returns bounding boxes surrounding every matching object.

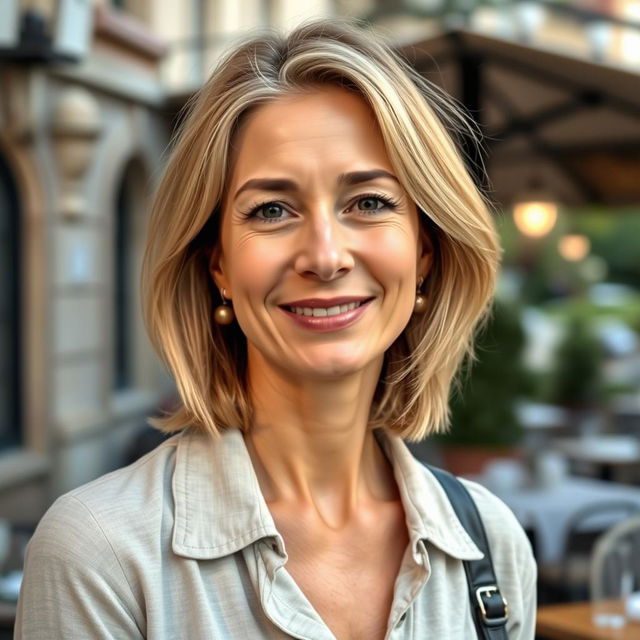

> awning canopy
[399,30,640,208]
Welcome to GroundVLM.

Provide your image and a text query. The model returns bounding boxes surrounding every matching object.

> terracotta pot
[440,446,522,476]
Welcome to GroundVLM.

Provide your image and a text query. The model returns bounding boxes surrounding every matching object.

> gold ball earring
[214,288,235,325]
[414,277,428,315]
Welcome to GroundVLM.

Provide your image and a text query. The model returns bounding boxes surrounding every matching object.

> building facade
[0,2,172,524]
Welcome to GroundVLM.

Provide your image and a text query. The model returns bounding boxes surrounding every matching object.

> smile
[286,301,363,317]
[279,297,374,332]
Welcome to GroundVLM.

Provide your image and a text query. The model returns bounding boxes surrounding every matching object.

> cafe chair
[538,500,640,603]
[590,515,640,603]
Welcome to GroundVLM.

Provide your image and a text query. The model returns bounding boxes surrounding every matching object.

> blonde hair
[142,20,500,441]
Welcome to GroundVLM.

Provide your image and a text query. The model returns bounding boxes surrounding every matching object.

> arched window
[113,158,147,391]
[0,154,20,448]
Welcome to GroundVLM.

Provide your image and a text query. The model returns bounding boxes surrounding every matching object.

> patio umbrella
[399,30,640,208]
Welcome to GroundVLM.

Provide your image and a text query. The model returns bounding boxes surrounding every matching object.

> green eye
[259,204,285,219]
[357,197,385,211]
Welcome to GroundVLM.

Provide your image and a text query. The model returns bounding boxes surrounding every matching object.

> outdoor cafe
[404,23,640,640]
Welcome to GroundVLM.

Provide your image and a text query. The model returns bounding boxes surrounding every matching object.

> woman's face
[212,86,433,381]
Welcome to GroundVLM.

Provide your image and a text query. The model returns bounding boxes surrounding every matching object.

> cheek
[228,239,284,300]
[368,226,419,284]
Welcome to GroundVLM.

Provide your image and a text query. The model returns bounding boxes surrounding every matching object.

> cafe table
[466,474,640,564]
[537,601,639,640]
[552,435,640,482]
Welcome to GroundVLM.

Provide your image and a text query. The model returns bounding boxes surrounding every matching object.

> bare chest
[274,504,409,640]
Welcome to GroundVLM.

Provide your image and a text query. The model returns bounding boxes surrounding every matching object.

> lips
[287,301,363,317]
[278,296,374,332]
[279,296,374,317]
[279,296,372,308]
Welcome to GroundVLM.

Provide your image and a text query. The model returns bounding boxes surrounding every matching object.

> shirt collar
[171,427,482,562]
[372,429,483,562]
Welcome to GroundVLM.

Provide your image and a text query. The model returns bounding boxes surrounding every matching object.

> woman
[16,20,536,639]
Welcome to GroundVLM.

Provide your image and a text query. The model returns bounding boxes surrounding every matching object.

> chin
[307,362,362,379]
[294,348,381,380]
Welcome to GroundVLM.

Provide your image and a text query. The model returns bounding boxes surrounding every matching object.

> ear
[209,244,230,297]
[416,218,435,283]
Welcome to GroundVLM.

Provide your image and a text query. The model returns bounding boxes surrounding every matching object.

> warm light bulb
[558,234,590,262]
[513,201,558,237]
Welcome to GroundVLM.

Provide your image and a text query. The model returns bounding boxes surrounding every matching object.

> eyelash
[241,193,401,223]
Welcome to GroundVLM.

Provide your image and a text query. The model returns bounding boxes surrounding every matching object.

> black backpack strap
[424,464,509,640]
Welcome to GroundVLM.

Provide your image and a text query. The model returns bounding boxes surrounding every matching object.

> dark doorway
[0,154,21,449]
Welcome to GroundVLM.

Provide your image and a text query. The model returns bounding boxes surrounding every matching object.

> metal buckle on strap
[476,585,509,627]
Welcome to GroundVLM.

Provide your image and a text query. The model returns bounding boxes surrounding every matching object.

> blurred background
[0,0,639,636]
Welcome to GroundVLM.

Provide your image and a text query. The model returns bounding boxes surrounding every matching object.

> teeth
[289,301,363,316]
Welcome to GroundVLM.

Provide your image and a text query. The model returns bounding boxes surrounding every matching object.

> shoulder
[14,436,185,640]
[18,434,184,636]
[459,477,537,637]
[458,477,534,564]
[409,463,536,637]
[30,433,182,561]
[411,461,536,585]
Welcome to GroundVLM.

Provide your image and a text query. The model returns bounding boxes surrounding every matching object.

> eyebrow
[232,169,400,201]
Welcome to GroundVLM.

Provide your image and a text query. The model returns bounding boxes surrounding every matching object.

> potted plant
[436,300,529,475]
[546,312,604,430]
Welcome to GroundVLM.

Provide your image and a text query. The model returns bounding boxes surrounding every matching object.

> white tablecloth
[554,435,640,465]
[468,475,640,564]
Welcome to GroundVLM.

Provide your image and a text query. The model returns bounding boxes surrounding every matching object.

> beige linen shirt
[16,428,536,639]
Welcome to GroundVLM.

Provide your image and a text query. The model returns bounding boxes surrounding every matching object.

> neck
[243,351,399,530]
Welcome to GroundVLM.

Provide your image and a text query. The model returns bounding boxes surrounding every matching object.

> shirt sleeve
[518,556,538,640]
[503,515,537,640]
[14,494,144,640]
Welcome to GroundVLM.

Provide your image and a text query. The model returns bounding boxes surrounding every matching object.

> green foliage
[498,206,640,307]
[575,209,640,289]
[546,313,604,409]
[493,205,639,416]
[439,301,527,446]
[543,295,640,329]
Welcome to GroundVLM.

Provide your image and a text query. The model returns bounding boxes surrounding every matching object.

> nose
[294,211,355,281]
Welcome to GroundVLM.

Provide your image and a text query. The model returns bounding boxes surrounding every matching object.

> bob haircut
[142,19,500,442]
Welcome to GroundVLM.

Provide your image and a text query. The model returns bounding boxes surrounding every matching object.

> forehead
[227,87,394,182]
